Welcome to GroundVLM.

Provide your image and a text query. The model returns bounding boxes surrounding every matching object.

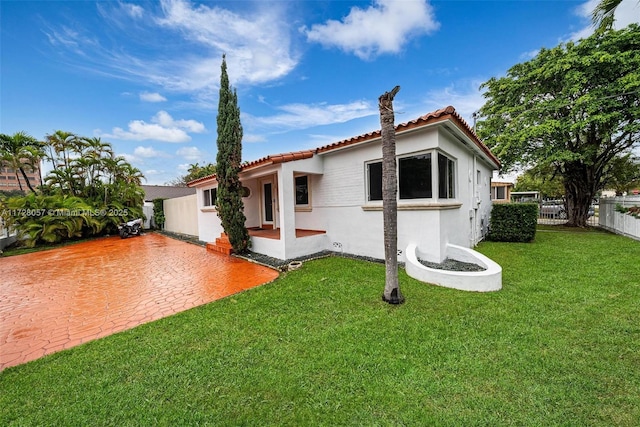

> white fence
[163,194,199,237]
[599,196,640,241]
[0,219,17,250]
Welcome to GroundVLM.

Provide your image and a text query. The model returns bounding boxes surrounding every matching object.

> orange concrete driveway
[0,233,279,370]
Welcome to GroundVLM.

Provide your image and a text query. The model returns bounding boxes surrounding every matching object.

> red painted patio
[0,233,279,370]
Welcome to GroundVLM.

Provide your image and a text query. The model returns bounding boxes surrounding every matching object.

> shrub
[615,204,640,218]
[488,203,538,242]
[152,198,166,229]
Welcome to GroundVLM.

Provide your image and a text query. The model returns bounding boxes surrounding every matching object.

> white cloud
[176,146,203,161]
[140,92,167,102]
[422,80,487,125]
[144,169,163,176]
[123,3,144,19]
[243,133,267,144]
[45,0,299,101]
[98,111,205,143]
[156,0,298,85]
[133,146,170,158]
[248,100,377,129]
[570,0,640,41]
[303,0,439,60]
[519,49,540,61]
[152,110,205,133]
[177,163,191,171]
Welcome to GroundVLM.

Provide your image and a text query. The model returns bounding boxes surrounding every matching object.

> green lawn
[1,228,639,426]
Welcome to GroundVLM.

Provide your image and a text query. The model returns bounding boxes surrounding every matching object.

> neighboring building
[0,164,42,193]
[188,106,500,267]
[491,181,513,204]
[140,185,196,228]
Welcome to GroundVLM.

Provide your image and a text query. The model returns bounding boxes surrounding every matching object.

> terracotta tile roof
[187,150,315,187]
[315,106,500,167]
[241,150,315,170]
[187,106,499,187]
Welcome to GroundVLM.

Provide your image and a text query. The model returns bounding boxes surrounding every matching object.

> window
[366,151,457,202]
[438,153,455,199]
[203,188,217,207]
[367,162,382,201]
[399,154,432,199]
[295,175,309,205]
[491,185,506,200]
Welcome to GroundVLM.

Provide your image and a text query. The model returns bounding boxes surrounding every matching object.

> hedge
[488,203,538,242]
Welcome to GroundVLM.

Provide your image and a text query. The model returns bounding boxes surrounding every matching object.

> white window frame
[202,187,217,210]
[363,149,460,210]
[294,174,312,211]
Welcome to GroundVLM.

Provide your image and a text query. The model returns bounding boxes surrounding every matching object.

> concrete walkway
[0,233,279,370]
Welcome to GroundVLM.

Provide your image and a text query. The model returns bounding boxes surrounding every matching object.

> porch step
[206,233,233,255]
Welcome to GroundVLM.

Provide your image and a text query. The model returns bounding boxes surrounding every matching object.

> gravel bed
[157,230,207,247]
[158,232,482,273]
[236,250,334,271]
[418,258,486,272]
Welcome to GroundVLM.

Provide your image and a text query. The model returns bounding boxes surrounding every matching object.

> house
[188,106,500,272]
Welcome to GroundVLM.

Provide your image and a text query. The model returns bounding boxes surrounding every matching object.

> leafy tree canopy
[514,164,565,200]
[166,162,216,186]
[478,24,640,226]
[1,131,145,247]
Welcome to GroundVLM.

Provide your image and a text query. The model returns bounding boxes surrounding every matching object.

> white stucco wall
[312,124,497,262]
[163,194,199,237]
[189,119,497,263]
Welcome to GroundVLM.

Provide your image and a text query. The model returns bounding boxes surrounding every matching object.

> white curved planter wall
[405,243,502,292]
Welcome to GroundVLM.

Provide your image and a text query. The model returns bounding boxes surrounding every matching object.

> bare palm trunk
[379,86,404,304]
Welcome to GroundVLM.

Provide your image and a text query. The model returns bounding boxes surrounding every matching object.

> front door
[261,178,276,228]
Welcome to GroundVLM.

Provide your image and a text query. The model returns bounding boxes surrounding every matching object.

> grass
[1,228,639,426]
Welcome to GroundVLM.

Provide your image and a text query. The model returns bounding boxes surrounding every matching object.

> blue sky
[1,0,639,185]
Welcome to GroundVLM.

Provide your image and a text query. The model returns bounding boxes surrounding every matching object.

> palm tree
[379,86,404,305]
[592,0,632,31]
[0,132,43,193]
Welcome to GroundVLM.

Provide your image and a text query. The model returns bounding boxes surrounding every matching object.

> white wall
[164,194,199,237]
[188,120,498,262]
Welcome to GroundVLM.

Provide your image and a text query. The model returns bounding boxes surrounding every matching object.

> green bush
[152,198,166,229]
[488,203,538,242]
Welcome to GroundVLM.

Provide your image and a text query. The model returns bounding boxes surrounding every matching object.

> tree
[167,162,216,186]
[478,25,640,227]
[602,153,640,195]
[379,85,404,305]
[591,0,639,32]
[0,131,43,193]
[514,164,565,200]
[215,55,250,253]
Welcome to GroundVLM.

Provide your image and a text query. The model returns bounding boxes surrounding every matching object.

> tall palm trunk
[18,166,36,193]
[379,85,404,304]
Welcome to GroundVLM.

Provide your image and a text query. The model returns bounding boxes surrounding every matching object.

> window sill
[295,206,312,212]
[362,201,462,211]
[201,207,217,212]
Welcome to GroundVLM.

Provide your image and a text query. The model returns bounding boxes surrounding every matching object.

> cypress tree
[216,55,250,252]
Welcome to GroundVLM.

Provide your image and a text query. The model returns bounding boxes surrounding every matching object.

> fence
[163,194,199,237]
[536,200,599,226]
[598,196,640,241]
[0,219,17,250]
